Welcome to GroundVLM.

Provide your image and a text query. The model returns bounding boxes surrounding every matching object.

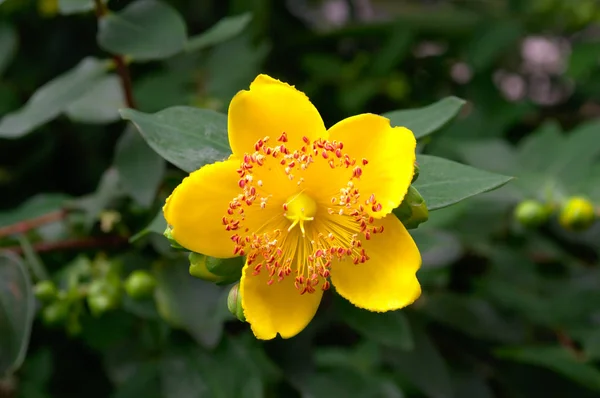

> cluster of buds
[514,196,597,231]
[34,255,156,334]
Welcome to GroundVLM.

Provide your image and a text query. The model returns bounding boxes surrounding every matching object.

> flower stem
[0,210,66,239]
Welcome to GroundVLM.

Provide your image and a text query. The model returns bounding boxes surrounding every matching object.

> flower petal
[240,258,323,340]
[330,213,421,311]
[228,74,326,156]
[327,114,416,216]
[164,159,278,258]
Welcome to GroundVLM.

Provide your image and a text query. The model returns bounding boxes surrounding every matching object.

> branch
[0,210,67,239]
[1,236,128,255]
[94,0,137,109]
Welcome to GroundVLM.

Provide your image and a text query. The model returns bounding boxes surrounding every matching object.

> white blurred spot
[451,62,473,84]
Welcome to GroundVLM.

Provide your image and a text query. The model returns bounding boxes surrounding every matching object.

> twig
[93,0,137,109]
[1,236,128,255]
[0,210,66,239]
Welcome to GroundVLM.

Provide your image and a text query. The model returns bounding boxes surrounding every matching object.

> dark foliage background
[2,0,600,397]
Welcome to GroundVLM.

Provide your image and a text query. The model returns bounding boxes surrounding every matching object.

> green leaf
[0,252,34,375]
[114,126,165,208]
[567,42,600,80]
[130,211,167,243]
[337,297,414,350]
[72,167,124,229]
[495,346,600,392]
[154,261,229,348]
[65,75,124,124]
[57,0,94,14]
[0,57,107,138]
[384,319,453,398]
[0,194,69,227]
[414,154,513,211]
[120,107,230,172]
[0,22,17,77]
[466,20,522,72]
[410,228,463,269]
[186,13,253,52]
[97,0,187,61]
[382,97,466,139]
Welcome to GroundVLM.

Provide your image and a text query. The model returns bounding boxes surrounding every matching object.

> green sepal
[188,252,243,285]
[394,185,429,229]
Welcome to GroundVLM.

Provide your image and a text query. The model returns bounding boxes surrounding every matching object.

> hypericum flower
[163,75,422,340]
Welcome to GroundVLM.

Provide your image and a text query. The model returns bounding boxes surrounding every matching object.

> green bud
[34,280,58,302]
[87,279,122,316]
[395,186,429,229]
[124,270,156,300]
[189,253,241,285]
[412,162,420,183]
[163,226,185,250]
[559,196,596,231]
[227,283,245,322]
[42,300,69,326]
[514,200,551,228]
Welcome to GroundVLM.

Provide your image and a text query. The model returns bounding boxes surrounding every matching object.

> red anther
[335,149,342,158]
[278,132,288,142]
[352,167,363,179]
[238,179,246,188]
[322,150,329,159]
[303,136,310,144]
[362,158,368,165]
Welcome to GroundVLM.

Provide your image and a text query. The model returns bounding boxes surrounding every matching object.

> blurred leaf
[57,0,93,14]
[129,211,166,243]
[495,346,600,392]
[466,20,522,72]
[154,261,229,348]
[186,13,252,52]
[414,154,513,211]
[410,228,463,269]
[0,194,68,227]
[304,368,404,398]
[315,341,381,375]
[0,252,34,375]
[73,167,123,229]
[385,320,454,398]
[16,235,48,281]
[205,36,270,104]
[16,348,53,398]
[0,22,17,77]
[383,97,466,139]
[0,57,107,138]
[120,106,229,173]
[134,69,192,113]
[568,42,600,80]
[516,121,563,172]
[458,139,518,175]
[452,373,494,398]
[420,293,523,343]
[97,0,186,61]
[65,75,124,124]
[112,361,162,398]
[114,126,165,208]
[337,297,414,350]
[369,24,412,76]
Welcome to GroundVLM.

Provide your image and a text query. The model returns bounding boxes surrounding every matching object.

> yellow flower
[163,75,422,340]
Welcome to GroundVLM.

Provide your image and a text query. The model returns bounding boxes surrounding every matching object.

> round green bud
[42,300,69,326]
[227,283,245,322]
[34,280,58,302]
[124,270,156,300]
[87,279,121,316]
[188,252,240,284]
[559,197,596,231]
[514,200,551,228]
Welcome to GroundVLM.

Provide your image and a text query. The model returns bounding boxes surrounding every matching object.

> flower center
[224,133,386,294]
[284,192,316,236]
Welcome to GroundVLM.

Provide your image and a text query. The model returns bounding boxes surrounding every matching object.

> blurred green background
[2,0,600,397]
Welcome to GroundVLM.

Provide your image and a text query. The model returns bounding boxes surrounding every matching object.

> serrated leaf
[65,74,124,124]
[0,57,107,138]
[0,252,34,376]
[57,0,94,14]
[186,13,252,52]
[382,97,466,139]
[495,346,600,392]
[114,126,165,208]
[0,22,17,77]
[120,106,230,172]
[97,0,187,61]
[414,154,512,211]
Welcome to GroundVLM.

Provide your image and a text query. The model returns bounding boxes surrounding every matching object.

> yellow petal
[326,114,416,216]
[240,257,323,340]
[330,213,421,311]
[228,74,326,156]
[164,159,278,258]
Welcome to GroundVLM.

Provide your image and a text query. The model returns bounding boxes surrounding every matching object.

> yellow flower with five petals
[163,74,422,340]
